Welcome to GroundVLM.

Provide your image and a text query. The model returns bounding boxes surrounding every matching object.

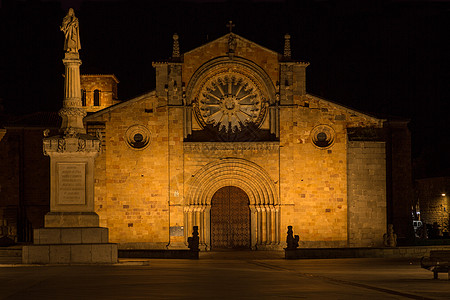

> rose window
[195,74,267,132]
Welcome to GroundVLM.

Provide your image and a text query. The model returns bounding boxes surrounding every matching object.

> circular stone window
[192,68,269,133]
[125,125,151,150]
[311,125,335,149]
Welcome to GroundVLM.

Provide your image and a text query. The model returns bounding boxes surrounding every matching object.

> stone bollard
[188,226,200,251]
[285,225,299,250]
[383,224,397,247]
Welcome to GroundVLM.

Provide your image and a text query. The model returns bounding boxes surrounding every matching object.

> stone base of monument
[119,249,198,259]
[44,212,100,228]
[22,227,117,264]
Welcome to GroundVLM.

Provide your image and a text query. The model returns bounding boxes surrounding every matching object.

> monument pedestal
[22,226,117,264]
[22,133,117,264]
[44,212,100,227]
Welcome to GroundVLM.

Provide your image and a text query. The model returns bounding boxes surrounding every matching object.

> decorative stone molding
[59,107,87,117]
[183,142,279,152]
[186,157,278,206]
[310,124,336,149]
[57,138,66,153]
[124,125,151,150]
[172,33,180,58]
[194,72,268,132]
[43,135,101,156]
[77,139,86,152]
[186,57,277,107]
[283,33,291,59]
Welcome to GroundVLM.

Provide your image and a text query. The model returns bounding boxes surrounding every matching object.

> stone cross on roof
[172,33,180,58]
[284,33,291,60]
[226,21,235,33]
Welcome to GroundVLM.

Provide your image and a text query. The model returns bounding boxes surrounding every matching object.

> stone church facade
[83,33,389,250]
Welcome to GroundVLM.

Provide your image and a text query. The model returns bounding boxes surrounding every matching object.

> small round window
[125,125,151,150]
[311,125,335,149]
[134,133,143,142]
[316,132,327,142]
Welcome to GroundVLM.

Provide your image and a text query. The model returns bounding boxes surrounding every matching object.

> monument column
[22,8,117,264]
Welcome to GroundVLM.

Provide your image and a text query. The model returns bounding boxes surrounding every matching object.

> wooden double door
[210,186,250,249]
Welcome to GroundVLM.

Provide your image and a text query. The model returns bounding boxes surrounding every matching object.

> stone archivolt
[186,157,278,205]
[185,158,280,249]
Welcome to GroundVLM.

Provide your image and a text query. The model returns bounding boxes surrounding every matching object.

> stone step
[0,248,22,257]
[34,227,109,245]
[119,249,198,259]
[0,247,22,264]
[0,256,22,264]
[22,243,117,264]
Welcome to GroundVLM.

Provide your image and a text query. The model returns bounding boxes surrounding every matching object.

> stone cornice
[279,61,310,67]
[81,74,120,83]
[43,134,100,156]
[183,142,279,152]
[152,60,184,67]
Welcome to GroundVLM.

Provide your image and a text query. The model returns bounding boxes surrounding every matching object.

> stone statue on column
[59,8,85,135]
[60,8,81,53]
[22,8,117,264]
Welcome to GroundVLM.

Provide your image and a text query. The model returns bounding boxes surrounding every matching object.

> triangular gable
[84,90,156,121]
[305,93,386,126]
[183,33,280,57]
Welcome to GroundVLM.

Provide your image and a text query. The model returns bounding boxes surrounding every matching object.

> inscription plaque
[58,163,86,205]
[170,226,184,237]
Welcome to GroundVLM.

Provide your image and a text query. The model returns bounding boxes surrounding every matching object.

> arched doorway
[211,186,250,249]
[184,158,281,250]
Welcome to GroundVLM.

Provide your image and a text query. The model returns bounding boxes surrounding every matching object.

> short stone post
[285,225,299,250]
[383,224,397,247]
[188,226,200,252]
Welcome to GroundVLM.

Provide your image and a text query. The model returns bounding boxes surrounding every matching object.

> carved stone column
[59,52,86,135]
[203,205,211,250]
[184,204,210,251]
[250,205,258,250]
[251,204,281,250]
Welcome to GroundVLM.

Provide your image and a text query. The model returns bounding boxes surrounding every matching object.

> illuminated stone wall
[86,34,387,249]
[280,106,348,248]
[183,35,279,89]
[348,141,386,247]
[89,93,171,248]
[279,97,382,248]
[81,75,120,113]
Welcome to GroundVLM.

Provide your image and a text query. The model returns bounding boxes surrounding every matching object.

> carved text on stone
[57,163,86,205]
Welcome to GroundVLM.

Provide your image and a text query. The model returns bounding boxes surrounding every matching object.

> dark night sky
[1,0,450,177]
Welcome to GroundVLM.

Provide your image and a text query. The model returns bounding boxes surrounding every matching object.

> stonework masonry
[0,31,412,251]
[348,141,386,247]
[86,33,389,249]
[81,75,120,113]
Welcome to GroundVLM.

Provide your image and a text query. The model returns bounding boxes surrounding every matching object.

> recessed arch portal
[187,158,278,206]
[184,158,280,250]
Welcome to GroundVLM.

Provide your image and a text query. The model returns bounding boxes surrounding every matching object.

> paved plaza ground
[0,251,449,299]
